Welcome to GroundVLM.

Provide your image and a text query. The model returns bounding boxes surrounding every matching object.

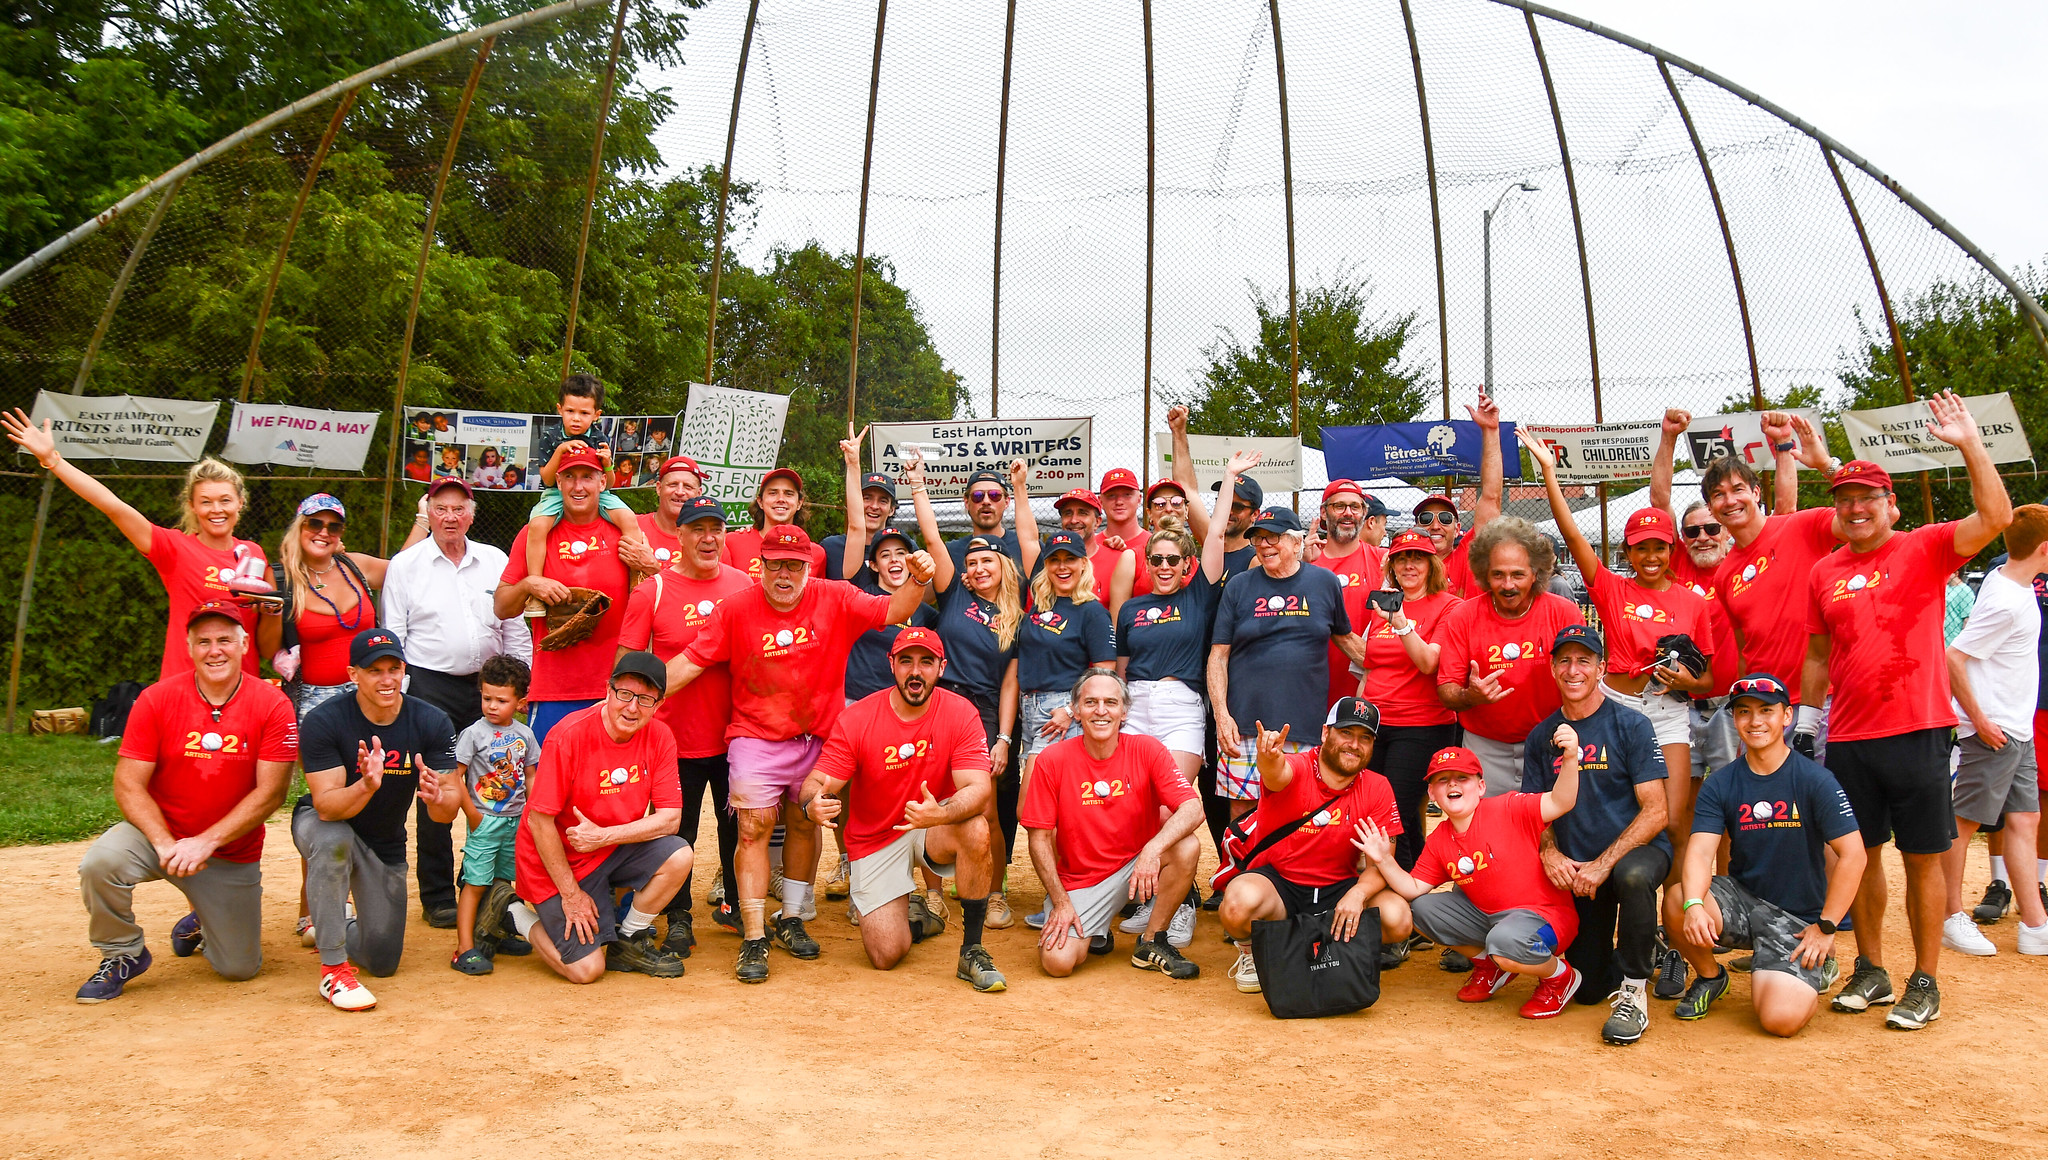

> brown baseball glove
[539,587,612,652]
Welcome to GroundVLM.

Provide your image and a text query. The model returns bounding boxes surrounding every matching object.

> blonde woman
[3,409,263,679]
[256,494,396,721]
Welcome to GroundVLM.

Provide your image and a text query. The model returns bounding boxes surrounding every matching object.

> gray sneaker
[1601,982,1650,1045]
[605,928,686,978]
[1831,956,1896,1012]
[1652,947,1689,1000]
[1884,971,1941,1030]
[956,943,1007,992]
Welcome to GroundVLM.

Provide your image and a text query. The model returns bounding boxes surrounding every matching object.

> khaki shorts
[849,829,957,918]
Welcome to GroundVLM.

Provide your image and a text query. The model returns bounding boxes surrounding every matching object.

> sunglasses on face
[304,517,345,536]
[1682,522,1723,539]
[1230,503,1256,516]
[968,490,1004,503]
[1149,496,1187,510]
[1146,554,1186,567]
[1414,510,1459,526]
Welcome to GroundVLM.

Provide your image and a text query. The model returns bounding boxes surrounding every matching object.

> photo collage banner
[402,408,680,493]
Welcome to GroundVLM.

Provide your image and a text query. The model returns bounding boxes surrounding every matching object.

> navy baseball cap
[868,524,915,557]
[1211,473,1265,509]
[859,471,898,502]
[675,495,726,527]
[964,470,1007,494]
[1728,673,1792,707]
[1363,494,1389,518]
[1042,529,1089,559]
[350,627,405,667]
[1325,696,1381,735]
[1551,624,1605,659]
[1249,505,1303,536]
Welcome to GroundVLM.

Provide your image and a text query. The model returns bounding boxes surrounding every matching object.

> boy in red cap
[1354,741,1584,1018]
[521,374,652,613]
[724,467,828,579]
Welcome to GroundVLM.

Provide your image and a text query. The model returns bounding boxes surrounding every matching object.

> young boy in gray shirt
[450,655,540,974]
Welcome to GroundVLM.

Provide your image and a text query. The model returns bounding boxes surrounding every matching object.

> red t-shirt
[1326,573,1378,707]
[1361,590,1457,726]
[1668,550,1739,697]
[1806,522,1970,743]
[683,578,892,741]
[635,510,683,570]
[617,564,754,758]
[1314,541,1387,593]
[1444,537,1477,600]
[1256,750,1401,887]
[146,529,264,679]
[1433,592,1583,743]
[1087,540,1148,600]
[1714,507,1838,699]
[513,705,681,904]
[118,677,299,863]
[295,598,377,687]
[1584,565,1712,678]
[721,527,828,582]
[1017,732,1197,891]
[814,688,990,860]
[499,518,631,702]
[1413,792,1577,946]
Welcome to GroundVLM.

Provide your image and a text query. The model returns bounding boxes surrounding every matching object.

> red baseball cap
[1145,479,1186,504]
[1624,507,1677,545]
[1387,529,1437,556]
[658,455,703,480]
[556,448,605,475]
[758,524,815,561]
[186,600,244,630]
[427,476,473,499]
[1412,493,1459,517]
[1829,460,1893,493]
[759,466,804,493]
[1425,746,1485,782]
[1322,479,1366,504]
[1099,468,1140,495]
[889,626,946,660]
[1056,488,1104,514]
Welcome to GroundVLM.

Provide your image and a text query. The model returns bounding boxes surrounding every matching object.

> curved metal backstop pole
[7,176,185,732]
[380,38,495,555]
[1141,0,1156,489]
[702,0,762,388]
[1268,0,1300,512]
[1659,61,1762,411]
[561,0,632,380]
[239,91,357,403]
[1400,0,1451,422]
[990,0,1016,420]
[846,0,888,427]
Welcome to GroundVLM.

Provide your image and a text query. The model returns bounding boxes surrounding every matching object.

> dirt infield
[5,806,2045,1159]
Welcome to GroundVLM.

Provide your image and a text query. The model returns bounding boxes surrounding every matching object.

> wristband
[1681,898,1704,912]
[1794,704,1821,734]
[1773,441,1796,453]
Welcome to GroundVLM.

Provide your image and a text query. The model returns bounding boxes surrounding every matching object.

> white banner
[871,417,1092,499]
[679,383,792,522]
[28,391,217,462]
[1838,392,2032,472]
[1156,432,1304,493]
[1520,421,1662,484]
[220,403,379,470]
[1684,408,1827,473]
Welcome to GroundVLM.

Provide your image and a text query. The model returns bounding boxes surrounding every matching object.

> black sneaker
[606,928,686,978]
[170,912,204,958]
[486,933,532,957]
[1378,935,1413,971]
[773,915,820,960]
[1131,935,1200,979]
[423,903,459,930]
[1832,956,1896,1012]
[1439,948,1472,973]
[1884,971,1941,1030]
[473,881,517,944]
[662,908,695,958]
[1200,891,1223,912]
[1674,970,1728,1021]
[1973,880,2012,924]
[1653,947,1689,1000]
[711,900,741,934]
[76,948,151,1003]
[957,944,1007,992]
[736,936,770,983]
[1089,932,1113,956]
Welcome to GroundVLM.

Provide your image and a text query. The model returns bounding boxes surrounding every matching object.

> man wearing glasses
[947,465,1035,577]
[1409,391,1505,599]
[664,524,937,983]
[509,651,695,984]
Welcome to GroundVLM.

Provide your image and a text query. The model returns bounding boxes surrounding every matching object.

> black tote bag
[1249,906,1382,1019]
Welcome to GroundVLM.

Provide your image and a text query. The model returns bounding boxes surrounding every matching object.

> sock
[1991,855,2009,885]
[961,897,988,949]
[509,901,539,938]
[769,827,786,872]
[1622,976,1647,993]
[619,907,657,936]
[1544,958,1568,979]
[783,880,813,917]
[740,899,767,940]
[2038,858,2047,882]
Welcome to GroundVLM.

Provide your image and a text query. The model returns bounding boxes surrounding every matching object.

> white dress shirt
[382,536,531,675]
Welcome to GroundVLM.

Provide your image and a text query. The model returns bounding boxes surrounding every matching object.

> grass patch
[0,732,124,845]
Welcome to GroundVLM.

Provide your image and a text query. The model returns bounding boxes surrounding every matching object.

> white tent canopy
[1530,471,1696,542]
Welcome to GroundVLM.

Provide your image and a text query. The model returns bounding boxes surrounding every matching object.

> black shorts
[1825,726,1957,855]
[1249,865,1358,916]
[531,836,689,964]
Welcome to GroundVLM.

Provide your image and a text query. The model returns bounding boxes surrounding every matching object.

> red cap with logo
[1387,529,1437,556]
[1145,478,1186,504]
[1623,506,1678,545]
[1098,467,1140,495]
[187,600,244,630]
[1056,488,1104,514]
[759,466,804,493]
[1322,479,1366,504]
[556,448,605,475]
[889,626,946,660]
[1425,746,1484,781]
[758,524,815,561]
[1828,460,1893,493]
[657,454,703,480]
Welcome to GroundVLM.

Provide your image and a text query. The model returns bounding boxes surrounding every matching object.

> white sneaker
[1166,901,1197,949]
[1231,949,1261,994]
[1942,911,1997,956]
[2018,921,2048,956]
[1119,899,1156,934]
[318,962,377,1011]
[846,901,861,928]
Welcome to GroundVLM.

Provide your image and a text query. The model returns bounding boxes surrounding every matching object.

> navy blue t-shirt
[932,579,1018,702]
[1118,570,1220,685]
[1520,698,1670,863]
[843,574,940,700]
[1693,750,1858,924]
[1016,596,1115,692]
[1210,564,1351,738]
[1220,544,1257,586]
[821,534,853,581]
[946,530,1033,576]
[295,693,459,867]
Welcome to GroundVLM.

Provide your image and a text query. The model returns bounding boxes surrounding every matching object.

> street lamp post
[1483,181,1539,392]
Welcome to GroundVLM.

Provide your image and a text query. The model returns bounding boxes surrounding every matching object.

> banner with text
[1838,392,2032,472]
[1318,420,1522,481]
[401,407,678,492]
[28,391,218,462]
[680,383,792,522]
[1156,432,1304,493]
[871,417,1092,499]
[1684,409,1825,473]
[222,403,380,470]
[1519,421,1662,485]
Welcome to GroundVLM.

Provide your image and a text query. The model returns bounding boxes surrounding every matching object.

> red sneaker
[1456,957,1513,1002]
[1520,962,1582,1019]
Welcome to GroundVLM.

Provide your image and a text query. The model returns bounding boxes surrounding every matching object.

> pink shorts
[728,735,825,810]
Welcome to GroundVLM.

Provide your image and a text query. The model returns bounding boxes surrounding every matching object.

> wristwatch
[1773,441,1796,453]
[1816,916,1838,935]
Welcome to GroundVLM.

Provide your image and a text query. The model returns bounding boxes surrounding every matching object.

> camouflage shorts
[1708,875,1833,992]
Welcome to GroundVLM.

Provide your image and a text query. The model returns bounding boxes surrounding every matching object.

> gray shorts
[1707,875,1832,992]
[1689,698,1739,778]
[1410,888,1558,965]
[1020,690,1080,759]
[532,836,689,965]
[848,829,956,917]
[1061,857,1138,938]
[1952,733,2039,826]
[1463,733,1527,798]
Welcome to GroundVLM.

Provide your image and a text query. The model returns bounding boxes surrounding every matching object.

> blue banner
[1319,421,1522,480]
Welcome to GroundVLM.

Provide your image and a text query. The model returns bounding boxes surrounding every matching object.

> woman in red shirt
[1360,529,1460,870]
[256,494,395,721]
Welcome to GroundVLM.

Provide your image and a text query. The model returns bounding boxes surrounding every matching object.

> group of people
[11,377,2044,1040]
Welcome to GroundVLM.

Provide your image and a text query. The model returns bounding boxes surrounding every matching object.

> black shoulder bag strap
[1236,779,1352,872]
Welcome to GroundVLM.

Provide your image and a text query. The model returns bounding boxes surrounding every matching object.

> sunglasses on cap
[1730,677,1787,695]
[1146,553,1186,567]
[1682,522,1723,539]
[1414,510,1459,526]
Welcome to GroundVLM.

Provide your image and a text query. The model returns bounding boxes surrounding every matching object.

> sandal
[450,948,494,975]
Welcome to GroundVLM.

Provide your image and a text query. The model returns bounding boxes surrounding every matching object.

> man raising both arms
[1805,391,2012,1029]
[801,629,1006,991]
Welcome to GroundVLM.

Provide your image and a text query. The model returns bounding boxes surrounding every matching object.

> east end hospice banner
[1318,420,1522,481]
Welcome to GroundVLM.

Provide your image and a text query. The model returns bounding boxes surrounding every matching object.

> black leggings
[943,681,1020,873]
[1368,722,1461,871]
[668,754,739,915]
